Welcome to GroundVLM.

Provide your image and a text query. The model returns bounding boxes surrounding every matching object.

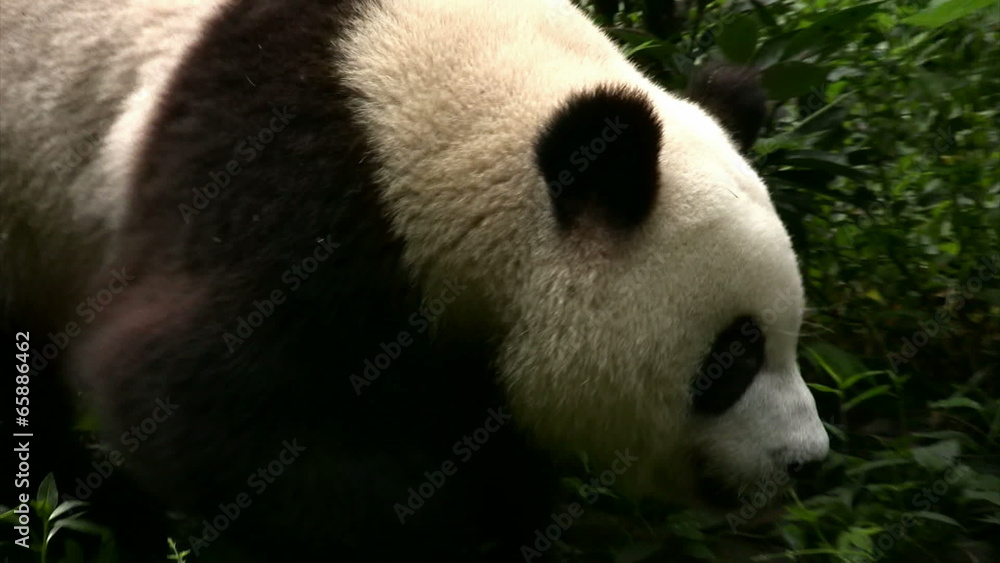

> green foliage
[560,0,999,561]
[1,473,114,563]
[166,538,190,563]
[0,473,196,563]
[901,0,997,28]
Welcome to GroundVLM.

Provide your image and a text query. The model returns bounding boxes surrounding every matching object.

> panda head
[341,2,827,509]
[485,67,830,509]
[433,70,826,509]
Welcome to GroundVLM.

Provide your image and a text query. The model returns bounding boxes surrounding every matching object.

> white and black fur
[1,0,828,560]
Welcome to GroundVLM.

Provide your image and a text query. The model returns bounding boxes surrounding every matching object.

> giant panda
[0,0,829,561]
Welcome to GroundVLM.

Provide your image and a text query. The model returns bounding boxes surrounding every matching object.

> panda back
[0,0,225,325]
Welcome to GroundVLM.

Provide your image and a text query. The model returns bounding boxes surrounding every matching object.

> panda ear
[535,86,662,232]
[685,63,767,153]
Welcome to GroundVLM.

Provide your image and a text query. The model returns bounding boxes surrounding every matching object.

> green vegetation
[552,0,999,561]
[3,1,997,561]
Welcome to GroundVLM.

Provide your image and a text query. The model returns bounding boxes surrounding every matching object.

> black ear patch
[685,63,767,153]
[535,85,663,232]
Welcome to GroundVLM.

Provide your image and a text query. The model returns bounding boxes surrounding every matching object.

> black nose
[787,459,823,481]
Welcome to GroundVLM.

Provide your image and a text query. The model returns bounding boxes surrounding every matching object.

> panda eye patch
[691,316,766,415]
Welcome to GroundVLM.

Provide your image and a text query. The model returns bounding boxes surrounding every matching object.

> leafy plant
[0,473,112,563]
[553,1,999,561]
[166,538,190,563]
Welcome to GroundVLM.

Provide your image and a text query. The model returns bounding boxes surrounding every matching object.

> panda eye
[691,316,766,416]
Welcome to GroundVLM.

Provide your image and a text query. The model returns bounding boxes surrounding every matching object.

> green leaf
[624,41,678,65]
[36,473,58,521]
[668,518,705,541]
[836,526,874,555]
[761,62,828,100]
[46,513,108,544]
[806,346,843,387]
[866,482,922,494]
[785,504,820,523]
[965,473,1000,493]
[716,15,758,64]
[604,27,658,47]
[901,0,996,28]
[911,439,961,471]
[752,29,801,68]
[843,370,890,390]
[964,490,1000,508]
[910,431,976,445]
[979,513,1000,526]
[938,241,960,256]
[49,500,88,522]
[928,397,983,411]
[823,421,847,443]
[804,343,870,389]
[811,485,856,509]
[910,510,962,527]
[846,458,911,476]
[623,39,660,57]
[0,507,18,525]
[807,383,843,396]
[779,523,807,550]
[782,2,888,58]
[168,537,192,562]
[842,384,892,411]
[779,151,872,181]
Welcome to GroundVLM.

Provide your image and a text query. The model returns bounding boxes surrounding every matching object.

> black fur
[535,85,663,233]
[691,316,766,415]
[685,63,767,153]
[66,0,558,561]
[3,276,168,562]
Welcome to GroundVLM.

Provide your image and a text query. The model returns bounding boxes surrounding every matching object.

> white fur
[340,0,828,501]
[0,0,226,321]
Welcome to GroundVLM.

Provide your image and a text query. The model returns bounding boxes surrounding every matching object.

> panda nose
[787,459,823,481]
